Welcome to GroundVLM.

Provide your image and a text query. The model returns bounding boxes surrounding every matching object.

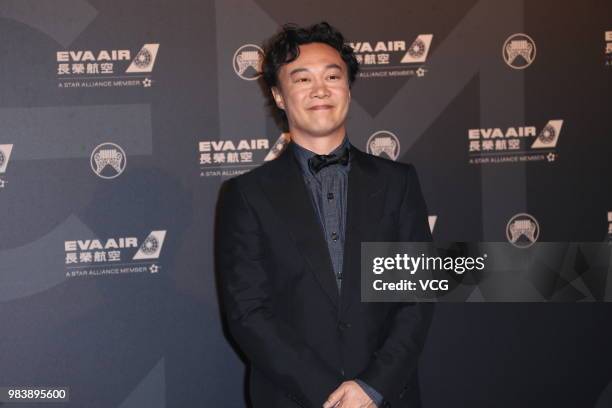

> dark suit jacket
[216,144,433,408]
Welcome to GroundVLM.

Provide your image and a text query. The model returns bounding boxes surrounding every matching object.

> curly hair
[260,22,359,129]
[262,21,359,89]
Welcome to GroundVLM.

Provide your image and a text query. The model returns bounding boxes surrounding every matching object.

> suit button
[327,192,334,200]
[331,232,338,241]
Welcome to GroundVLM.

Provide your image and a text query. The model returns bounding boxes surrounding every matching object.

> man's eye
[328,74,341,80]
[295,77,310,83]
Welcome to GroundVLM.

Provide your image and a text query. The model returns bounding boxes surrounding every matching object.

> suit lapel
[260,149,340,310]
[340,147,386,313]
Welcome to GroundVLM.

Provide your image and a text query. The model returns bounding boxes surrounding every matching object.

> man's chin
[301,123,345,138]
[305,128,343,138]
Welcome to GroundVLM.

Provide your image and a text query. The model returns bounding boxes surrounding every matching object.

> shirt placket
[319,168,343,291]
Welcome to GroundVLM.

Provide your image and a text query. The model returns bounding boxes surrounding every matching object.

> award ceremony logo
[503,33,536,69]
[366,130,400,161]
[90,143,127,179]
[506,213,540,248]
[233,44,264,80]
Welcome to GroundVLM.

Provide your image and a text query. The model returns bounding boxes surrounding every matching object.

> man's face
[271,43,351,139]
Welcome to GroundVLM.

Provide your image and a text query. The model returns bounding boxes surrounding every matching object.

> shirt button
[338,321,351,330]
[327,192,334,200]
[331,232,338,241]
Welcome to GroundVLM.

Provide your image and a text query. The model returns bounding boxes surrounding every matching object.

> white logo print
[467,119,564,165]
[126,44,160,73]
[401,34,434,63]
[233,44,264,80]
[531,120,563,149]
[506,213,540,248]
[264,133,291,161]
[90,143,126,179]
[428,215,438,233]
[367,131,400,161]
[605,31,612,67]
[133,231,167,260]
[503,33,536,69]
[0,144,13,174]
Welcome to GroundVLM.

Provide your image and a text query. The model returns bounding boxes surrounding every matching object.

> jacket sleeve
[215,178,343,407]
[357,164,434,402]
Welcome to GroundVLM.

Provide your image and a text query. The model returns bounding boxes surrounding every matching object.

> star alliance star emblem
[142,78,152,87]
[415,67,427,77]
[149,264,159,273]
[546,152,556,162]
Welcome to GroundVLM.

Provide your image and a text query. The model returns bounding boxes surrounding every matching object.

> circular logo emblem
[408,39,426,58]
[133,48,153,69]
[503,33,536,69]
[90,143,126,179]
[140,235,159,255]
[506,213,540,248]
[538,124,556,144]
[366,130,400,161]
[233,44,264,80]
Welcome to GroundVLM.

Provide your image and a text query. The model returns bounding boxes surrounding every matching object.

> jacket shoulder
[354,148,417,177]
[221,150,286,192]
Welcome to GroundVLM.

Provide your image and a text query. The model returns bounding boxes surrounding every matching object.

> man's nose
[310,79,330,98]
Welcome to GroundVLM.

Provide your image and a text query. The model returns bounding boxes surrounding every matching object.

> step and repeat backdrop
[1,0,611,407]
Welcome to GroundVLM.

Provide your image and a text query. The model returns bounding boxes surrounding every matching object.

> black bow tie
[307,147,350,174]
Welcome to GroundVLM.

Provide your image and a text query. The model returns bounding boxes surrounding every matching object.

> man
[216,22,433,408]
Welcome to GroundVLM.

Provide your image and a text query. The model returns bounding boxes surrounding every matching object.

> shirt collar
[290,136,351,177]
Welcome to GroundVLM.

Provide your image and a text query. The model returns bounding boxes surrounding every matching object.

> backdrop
[1,0,611,407]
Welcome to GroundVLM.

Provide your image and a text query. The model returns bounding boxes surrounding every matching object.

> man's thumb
[323,385,346,408]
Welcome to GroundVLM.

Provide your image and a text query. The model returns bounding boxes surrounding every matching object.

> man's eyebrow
[288,64,344,76]
[288,67,309,76]
[324,63,343,71]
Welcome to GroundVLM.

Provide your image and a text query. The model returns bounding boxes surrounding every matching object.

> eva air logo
[133,231,167,260]
[126,44,160,73]
[401,34,434,64]
[0,144,13,174]
[531,120,563,149]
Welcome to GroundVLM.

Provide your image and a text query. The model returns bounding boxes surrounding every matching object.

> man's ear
[271,87,285,110]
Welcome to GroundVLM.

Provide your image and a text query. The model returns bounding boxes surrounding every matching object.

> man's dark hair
[262,21,359,88]
[260,22,359,128]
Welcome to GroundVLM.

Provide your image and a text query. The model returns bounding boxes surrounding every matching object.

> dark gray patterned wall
[0,0,611,407]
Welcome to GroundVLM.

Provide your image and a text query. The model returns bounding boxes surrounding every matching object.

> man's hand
[323,381,376,408]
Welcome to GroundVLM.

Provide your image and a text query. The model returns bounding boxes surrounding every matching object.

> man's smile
[308,104,334,110]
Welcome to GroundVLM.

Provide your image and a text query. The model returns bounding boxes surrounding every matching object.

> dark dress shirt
[290,137,384,407]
